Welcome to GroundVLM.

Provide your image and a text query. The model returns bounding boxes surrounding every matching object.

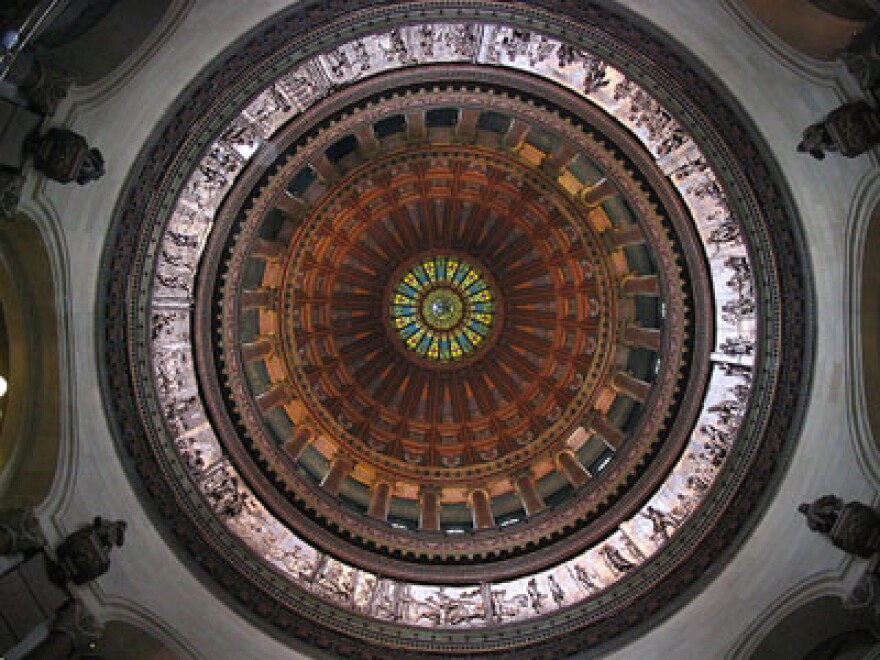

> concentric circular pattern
[420,287,464,331]
[389,254,496,363]
[269,138,623,485]
[210,79,696,577]
[102,2,811,658]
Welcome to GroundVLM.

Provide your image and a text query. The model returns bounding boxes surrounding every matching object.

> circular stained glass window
[389,256,496,363]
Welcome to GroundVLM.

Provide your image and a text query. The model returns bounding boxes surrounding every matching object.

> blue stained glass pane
[417,333,432,353]
[459,333,473,352]
[407,328,426,350]
[471,321,489,335]
[398,283,418,297]
[390,256,496,363]
[413,264,428,284]
[400,323,419,339]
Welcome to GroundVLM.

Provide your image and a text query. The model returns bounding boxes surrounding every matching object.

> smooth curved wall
[740,0,866,60]
[751,596,877,659]
[90,621,181,660]
[0,213,60,506]
[38,0,174,86]
[861,207,880,453]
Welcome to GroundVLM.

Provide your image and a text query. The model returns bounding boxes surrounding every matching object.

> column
[283,427,313,460]
[591,415,626,450]
[249,238,286,261]
[309,152,340,183]
[608,224,646,249]
[455,108,480,142]
[541,144,577,177]
[623,325,663,351]
[419,487,442,531]
[469,488,495,529]
[354,124,380,158]
[241,336,274,362]
[622,275,660,296]
[274,191,308,220]
[611,372,652,403]
[513,472,546,516]
[405,110,427,142]
[578,177,617,208]
[503,120,530,150]
[321,455,354,494]
[556,449,590,488]
[256,382,290,412]
[240,287,274,310]
[367,480,393,521]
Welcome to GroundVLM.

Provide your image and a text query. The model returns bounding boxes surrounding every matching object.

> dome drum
[100,3,811,656]
[197,79,701,579]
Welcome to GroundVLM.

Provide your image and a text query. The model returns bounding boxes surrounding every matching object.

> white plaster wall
[16,1,879,658]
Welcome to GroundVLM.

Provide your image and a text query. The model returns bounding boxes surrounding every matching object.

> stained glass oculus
[390,256,496,362]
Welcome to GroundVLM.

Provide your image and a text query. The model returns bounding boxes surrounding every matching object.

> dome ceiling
[101,2,812,657]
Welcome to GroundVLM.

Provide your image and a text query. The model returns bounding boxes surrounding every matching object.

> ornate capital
[52,517,126,585]
[26,128,104,185]
[798,101,880,159]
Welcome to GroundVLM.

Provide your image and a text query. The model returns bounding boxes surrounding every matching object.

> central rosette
[422,288,463,330]
[389,255,496,363]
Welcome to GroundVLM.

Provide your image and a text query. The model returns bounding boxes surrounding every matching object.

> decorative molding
[62,0,196,117]
[97,1,813,656]
[720,0,855,89]
[844,168,880,485]
[727,563,860,660]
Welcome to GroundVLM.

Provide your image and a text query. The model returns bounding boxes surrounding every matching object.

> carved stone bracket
[4,48,73,117]
[799,495,880,558]
[51,517,126,585]
[25,128,104,185]
[798,101,880,159]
